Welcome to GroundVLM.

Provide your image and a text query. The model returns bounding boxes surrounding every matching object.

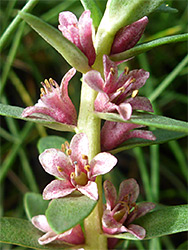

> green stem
[77,81,107,249]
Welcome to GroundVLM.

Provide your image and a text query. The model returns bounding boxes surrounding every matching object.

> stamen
[70,172,75,179]
[116,86,125,93]
[40,87,46,97]
[61,144,65,152]
[66,148,72,155]
[131,89,139,98]
[124,67,129,75]
[82,155,88,160]
[44,79,51,90]
[65,141,70,148]
[57,166,63,172]
[49,78,56,87]
[130,78,136,83]
[110,67,115,75]
[84,164,91,172]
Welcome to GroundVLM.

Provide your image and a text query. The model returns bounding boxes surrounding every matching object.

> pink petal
[60,68,76,95]
[43,179,75,200]
[101,121,143,151]
[31,215,51,233]
[59,11,78,28]
[103,180,117,210]
[128,130,156,141]
[111,16,148,54]
[128,96,153,112]
[57,225,85,245]
[90,152,117,177]
[103,55,118,93]
[118,178,139,203]
[70,133,89,169]
[83,70,104,92]
[77,181,98,200]
[79,10,96,66]
[38,231,58,245]
[117,102,132,120]
[134,202,155,220]
[39,148,73,179]
[127,224,146,239]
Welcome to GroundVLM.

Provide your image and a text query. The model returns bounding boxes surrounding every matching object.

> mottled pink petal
[90,152,117,177]
[101,121,143,151]
[111,16,148,54]
[117,102,132,120]
[118,178,139,203]
[134,202,155,220]
[127,96,153,112]
[77,181,98,200]
[59,11,78,29]
[32,215,51,233]
[103,55,118,93]
[127,224,146,239]
[103,180,117,210]
[58,225,85,245]
[83,70,104,92]
[70,133,89,170]
[39,148,73,179]
[43,179,75,200]
[128,130,156,141]
[79,10,96,66]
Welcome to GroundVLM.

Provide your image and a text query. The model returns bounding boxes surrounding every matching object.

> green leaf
[24,193,49,220]
[37,136,67,154]
[110,33,188,61]
[107,204,188,240]
[110,129,187,154]
[0,104,76,132]
[46,195,97,234]
[0,217,70,249]
[80,0,102,28]
[95,112,188,133]
[19,12,91,73]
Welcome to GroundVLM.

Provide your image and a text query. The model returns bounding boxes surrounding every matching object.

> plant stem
[77,81,107,249]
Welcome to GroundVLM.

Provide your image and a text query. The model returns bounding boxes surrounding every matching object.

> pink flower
[111,16,148,55]
[22,68,77,126]
[102,179,155,247]
[32,215,84,245]
[58,10,96,66]
[101,121,156,151]
[84,55,153,120]
[39,133,117,201]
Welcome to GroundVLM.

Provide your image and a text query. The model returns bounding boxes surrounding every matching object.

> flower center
[113,209,126,222]
[72,171,88,186]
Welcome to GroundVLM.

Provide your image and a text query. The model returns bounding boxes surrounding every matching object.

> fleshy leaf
[0,104,76,132]
[110,129,187,154]
[155,3,178,13]
[110,33,188,61]
[24,193,49,220]
[105,204,188,240]
[95,112,188,133]
[80,0,102,28]
[46,194,97,234]
[19,12,91,73]
[0,217,71,249]
[37,136,67,154]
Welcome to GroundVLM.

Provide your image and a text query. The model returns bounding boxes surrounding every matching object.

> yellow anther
[116,86,125,93]
[66,148,72,156]
[84,164,91,172]
[124,67,129,75]
[61,144,65,152]
[70,172,75,178]
[82,155,88,160]
[131,89,139,98]
[110,67,115,75]
[44,79,51,89]
[57,166,63,172]
[65,141,70,148]
[130,78,136,83]
[49,78,56,87]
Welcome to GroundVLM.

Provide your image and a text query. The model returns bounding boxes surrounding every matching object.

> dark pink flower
[32,215,84,245]
[39,133,117,201]
[101,121,156,151]
[102,179,155,247]
[84,55,153,120]
[58,10,96,66]
[22,68,77,126]
[111,16,148,55]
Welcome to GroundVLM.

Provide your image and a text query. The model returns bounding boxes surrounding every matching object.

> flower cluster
[23,8,156,249]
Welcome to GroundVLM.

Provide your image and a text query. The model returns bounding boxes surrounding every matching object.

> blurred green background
[0,0,187,249]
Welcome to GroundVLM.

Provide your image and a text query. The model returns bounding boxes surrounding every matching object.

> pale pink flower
[22,68,77,126]
[101,121,156,151]
[111,16,148,55]
[32,215,84,245]
[39,133,117,201]
[84,55,153,120]
[102,179,155,248]
[58,10,96,66]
